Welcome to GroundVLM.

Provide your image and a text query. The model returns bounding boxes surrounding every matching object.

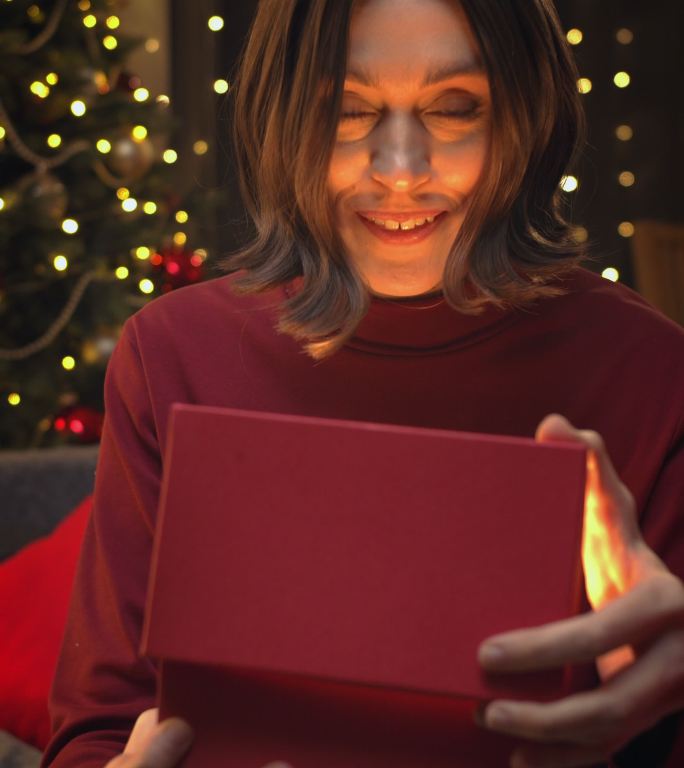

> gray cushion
[0,446,98,561]
[0,731,41,768]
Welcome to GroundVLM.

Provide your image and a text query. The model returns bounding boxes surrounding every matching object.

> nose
[370,111,431,192]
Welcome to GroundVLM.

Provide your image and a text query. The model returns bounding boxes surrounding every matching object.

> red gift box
[141,404,590,767]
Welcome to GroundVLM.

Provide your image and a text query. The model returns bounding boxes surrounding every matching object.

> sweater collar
[347,289,517,354]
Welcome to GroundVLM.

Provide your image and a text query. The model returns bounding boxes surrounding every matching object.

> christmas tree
[0,0,213,450]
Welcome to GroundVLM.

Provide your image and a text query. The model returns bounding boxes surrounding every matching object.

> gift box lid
[142,404,587,701]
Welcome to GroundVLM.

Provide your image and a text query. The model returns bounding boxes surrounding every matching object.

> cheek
[327,144,368,198]
[436,131,488,191]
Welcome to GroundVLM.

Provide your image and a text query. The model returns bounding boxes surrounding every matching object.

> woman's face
[327,0,491,297]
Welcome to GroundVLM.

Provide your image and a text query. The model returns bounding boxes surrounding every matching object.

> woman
[42,0,684,767]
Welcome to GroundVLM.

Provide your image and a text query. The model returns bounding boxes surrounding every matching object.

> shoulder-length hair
[217,0,591,358]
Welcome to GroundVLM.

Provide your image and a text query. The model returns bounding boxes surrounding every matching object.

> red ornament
[151,245,204,291]
[53,406,104,443]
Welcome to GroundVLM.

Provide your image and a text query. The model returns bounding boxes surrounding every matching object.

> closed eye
[340,107,482,121]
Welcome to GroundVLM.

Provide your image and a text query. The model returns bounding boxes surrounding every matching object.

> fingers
[106,715,194,768]
[479,625,684,751]
[509,741,611,768]
[478,573,684,671]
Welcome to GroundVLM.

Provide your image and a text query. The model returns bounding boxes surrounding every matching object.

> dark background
[169,0,684,290]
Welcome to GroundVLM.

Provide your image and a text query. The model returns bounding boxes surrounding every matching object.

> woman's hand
[103,708,294,768]
[476,414,684,768]
[104,709,193,768]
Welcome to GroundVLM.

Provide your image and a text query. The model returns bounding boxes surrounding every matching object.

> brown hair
[217,0,592,358]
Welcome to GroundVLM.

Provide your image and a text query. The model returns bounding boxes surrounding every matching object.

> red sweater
[43,267,684,767]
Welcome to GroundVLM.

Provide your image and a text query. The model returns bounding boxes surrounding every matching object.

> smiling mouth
[357,211,448,244]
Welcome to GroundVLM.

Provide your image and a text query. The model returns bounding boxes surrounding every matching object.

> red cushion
[0,495,92,749]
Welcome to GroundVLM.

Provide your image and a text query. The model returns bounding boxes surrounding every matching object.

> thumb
[141,718,194,768]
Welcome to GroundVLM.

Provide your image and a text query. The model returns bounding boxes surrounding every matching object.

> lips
[357,210,446,222]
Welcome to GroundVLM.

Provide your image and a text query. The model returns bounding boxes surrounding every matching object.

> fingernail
[487,705,511,728]
[479,643,505,665]
[160,718,194,750]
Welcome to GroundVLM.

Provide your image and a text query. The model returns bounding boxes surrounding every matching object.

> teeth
[367,215,438,231]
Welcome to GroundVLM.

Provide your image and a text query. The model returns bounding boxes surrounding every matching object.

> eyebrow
[344,60,487,89]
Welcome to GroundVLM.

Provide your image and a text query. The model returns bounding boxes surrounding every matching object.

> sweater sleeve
[41,319,162,768]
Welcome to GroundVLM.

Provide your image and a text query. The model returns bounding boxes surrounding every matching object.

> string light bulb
[173,232,187,247]
[175,210,189,224]
[213,79,229,94]
[614,71,631,88]
[71,99,87,117]
[116,187,130,200]
[139,279,155,294]
[30,81,50,98]
[577,78,592,94]
[0,198,5,211]
[618,221,635,238]
[62,356,76,370]
[143,201,157,215]
[131,125,148,141]
[121,198,138,212]
[96,138,112,153]
[616,28,634,45]
[47,133,62,148]
[103,35,118,50]
[62,218,79,234]
[560,175,579,192]
[105,15,120,29]
[566,28,583,45]
[45,72,59,85]
[53,255,68,271]
[145,38,160,53]
[208,15,224,31]
[115,266,129,279]
[619,171,635,187]
[193,140,208,155]
[163,149,178,164]
[616,125,633,141]
[8,393,21,406]
[133,87,150,102]
[602,267,620,282]
[0,126,5,140]
[135,246,151,260]
[82,13,96,28]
